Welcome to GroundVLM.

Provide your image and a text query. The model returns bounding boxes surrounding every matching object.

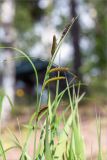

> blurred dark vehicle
[15,59,74,102]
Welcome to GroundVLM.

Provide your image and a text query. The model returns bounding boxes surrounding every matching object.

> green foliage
[14,0,46,32]
[83,0,107,75]
[93,0,107,71]
[14,3,33,32]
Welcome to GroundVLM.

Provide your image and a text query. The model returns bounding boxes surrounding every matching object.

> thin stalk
[33,123,37,160]
[96,113,102,160]
[55,71,60,103]
[19,130,33,160]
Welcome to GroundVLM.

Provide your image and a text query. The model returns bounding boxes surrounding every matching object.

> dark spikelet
[61,23,71,39]
[51,35,57,56]
[61,18,75,40]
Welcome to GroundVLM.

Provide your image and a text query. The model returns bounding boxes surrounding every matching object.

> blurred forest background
[0,0,107,119]
[0,0,107,159]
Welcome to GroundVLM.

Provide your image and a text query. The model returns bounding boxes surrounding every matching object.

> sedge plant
[0,19,103,160]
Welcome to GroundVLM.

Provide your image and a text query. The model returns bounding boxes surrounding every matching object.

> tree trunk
[70,0,82,80]
[0,0,15,122]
